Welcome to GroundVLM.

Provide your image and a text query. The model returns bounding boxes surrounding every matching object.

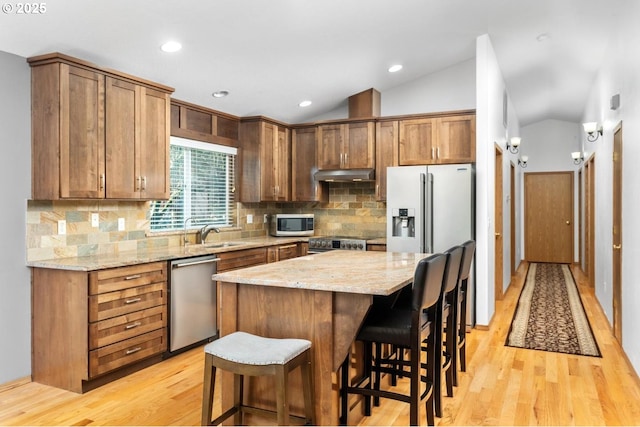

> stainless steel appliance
[169,255,219,353]
[386,163,475,324]
[270,213,315,237]
[308,236,368,253]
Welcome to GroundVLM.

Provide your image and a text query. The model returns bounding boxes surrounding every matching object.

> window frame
[149,136,237,232]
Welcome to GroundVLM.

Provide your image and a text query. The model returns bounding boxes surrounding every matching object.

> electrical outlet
[247,214,253,224]
[58,220,66,235]
[118,218,125,231]
[91,213,99,228]
[264,214,268,223]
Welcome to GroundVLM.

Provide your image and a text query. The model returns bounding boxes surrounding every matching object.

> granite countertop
[213,250,429,296]
[26,236,308,271]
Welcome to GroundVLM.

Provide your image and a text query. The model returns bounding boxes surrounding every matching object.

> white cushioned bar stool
[201,331,315,426]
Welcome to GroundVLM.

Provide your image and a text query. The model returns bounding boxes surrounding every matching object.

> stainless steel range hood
[314,168,375,182]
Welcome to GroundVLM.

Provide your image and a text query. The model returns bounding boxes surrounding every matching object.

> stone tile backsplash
[26,182,386,261]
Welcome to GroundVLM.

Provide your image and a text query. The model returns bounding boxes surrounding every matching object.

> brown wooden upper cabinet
[375,120,399,201]
[29,53,173,200]
[170,99,239,145]
[239,118,291,203]
[317,121,375,170]
[399,114,475,165]
[291,126,328,202]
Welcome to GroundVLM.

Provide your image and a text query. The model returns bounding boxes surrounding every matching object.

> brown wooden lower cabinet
[32,262,168,393]
[31,243,308,394]
[367,243,387,252]
[217,247,268,272]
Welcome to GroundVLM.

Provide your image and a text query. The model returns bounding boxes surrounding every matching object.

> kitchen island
[212,250,430,426]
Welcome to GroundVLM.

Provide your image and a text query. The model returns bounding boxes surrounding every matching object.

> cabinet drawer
[89,262,167,295]
[367,244,387,252]
[217,248,267,272]
[89,328,166,378]
[278,244,299,261]
[89,282,166,322]
[89,305,167,350]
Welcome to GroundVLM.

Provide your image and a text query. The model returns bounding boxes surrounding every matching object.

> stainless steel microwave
[270,214,314,237]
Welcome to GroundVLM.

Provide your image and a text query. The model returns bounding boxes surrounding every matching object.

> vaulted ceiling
[0,0,622,126]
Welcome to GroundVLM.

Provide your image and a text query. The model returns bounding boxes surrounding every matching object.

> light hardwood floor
[1,262,640,426]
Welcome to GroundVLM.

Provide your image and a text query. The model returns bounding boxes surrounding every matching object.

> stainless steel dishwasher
[169,254,219,354]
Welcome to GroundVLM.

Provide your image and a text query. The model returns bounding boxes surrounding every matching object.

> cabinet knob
[99,174,105,191]
[613,244,621,250]
[141,176,147,191]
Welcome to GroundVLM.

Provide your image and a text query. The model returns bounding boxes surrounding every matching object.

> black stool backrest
[411,253,447,312]
[459,240,476,282]
[442,246,464,294]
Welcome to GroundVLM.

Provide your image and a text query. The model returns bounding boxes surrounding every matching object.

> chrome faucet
[200,224,221,244]
[183,217,195,246]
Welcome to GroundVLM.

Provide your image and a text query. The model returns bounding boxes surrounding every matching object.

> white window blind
[150,137,236,232]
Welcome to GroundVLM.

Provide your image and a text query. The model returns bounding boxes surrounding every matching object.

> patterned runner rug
[506,262,601,357]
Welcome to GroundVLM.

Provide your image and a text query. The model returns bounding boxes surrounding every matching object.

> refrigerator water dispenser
[391,208,415,238]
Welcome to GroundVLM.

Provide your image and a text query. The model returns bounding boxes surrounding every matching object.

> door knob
[613,244,621,249]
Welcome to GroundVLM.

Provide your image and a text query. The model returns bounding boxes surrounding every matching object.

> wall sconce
[518,155,528,168]
[571,151,584,165]
[583,122,603,142]
[506,137,521,154]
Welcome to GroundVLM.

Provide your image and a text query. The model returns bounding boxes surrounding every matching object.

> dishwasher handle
[172,258,220,269]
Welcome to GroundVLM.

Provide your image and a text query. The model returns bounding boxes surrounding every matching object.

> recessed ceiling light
[212,90,229,98]
[160,41,182,53]
[299,100,312,107]
[388,64,403,73]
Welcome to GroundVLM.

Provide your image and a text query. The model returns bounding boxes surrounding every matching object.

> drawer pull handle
[125,297,142,304]
[125,347,142,355]
[125,321,142,330]
[125,274,142,280]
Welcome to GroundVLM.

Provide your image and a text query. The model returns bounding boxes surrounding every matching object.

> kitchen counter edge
[26,236,308,271]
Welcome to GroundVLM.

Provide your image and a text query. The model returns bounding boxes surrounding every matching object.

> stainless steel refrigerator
[386,163,475,324]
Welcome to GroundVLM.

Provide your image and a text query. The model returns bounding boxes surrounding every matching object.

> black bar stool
[434,245,464,416]
[340,253,448,426]
[455,240,476,385]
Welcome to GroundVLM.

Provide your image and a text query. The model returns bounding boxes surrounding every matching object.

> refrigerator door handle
[420,173,426,253]
[425,172,434,253]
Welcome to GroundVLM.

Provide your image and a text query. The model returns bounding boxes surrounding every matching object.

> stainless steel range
[308,236,367,253]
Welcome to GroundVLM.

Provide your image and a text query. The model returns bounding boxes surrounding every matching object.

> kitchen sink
[202,242,246,248]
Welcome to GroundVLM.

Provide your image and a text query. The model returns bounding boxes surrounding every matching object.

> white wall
[475,34,522,326]
[0,51,31,384]
[520,119,582,262]
[308,57,476,121]
[381,58,476,116]
[581,0,640,374]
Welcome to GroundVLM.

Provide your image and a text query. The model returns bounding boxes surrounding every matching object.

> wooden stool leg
[201,354,216,426]
[233,374,243,426]
[275,365,289,425]
[300,354,315,425]
[340,355,349,425]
